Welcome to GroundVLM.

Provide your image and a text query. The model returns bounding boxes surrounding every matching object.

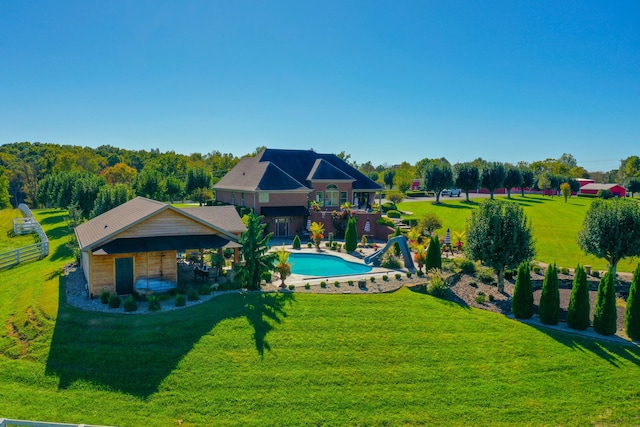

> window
[259,192,269,203]
[316,191,324,206]
[340,191,348,205]
[241,192,245,206]
[231,193,235,204]
[326,185,339,206]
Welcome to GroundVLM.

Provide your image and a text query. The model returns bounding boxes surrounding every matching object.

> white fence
[0,417,114,427]
[0,204,49,270]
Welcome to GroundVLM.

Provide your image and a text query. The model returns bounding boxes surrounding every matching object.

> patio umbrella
[306,218,312,231]
[364,218,371,233]
[444,228,451,246]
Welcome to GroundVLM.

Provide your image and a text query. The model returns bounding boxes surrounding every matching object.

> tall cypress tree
[512,262,533,319]
[539,264,559,325]
[425,234,442,271]
[593,270,617,335]
[344,217,358,252]
[625,264,640,340]
[567,265,591,330]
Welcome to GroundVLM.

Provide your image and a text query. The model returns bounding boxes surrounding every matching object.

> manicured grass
[2,208,640,426]
[0,208,39,252]
[399,195,640,273]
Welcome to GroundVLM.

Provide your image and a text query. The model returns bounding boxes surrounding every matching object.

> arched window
[326,184,339,206]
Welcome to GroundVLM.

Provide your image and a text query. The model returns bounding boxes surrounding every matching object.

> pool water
[287,252,372,277]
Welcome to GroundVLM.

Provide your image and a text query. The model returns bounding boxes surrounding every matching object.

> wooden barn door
[115,257,134,295]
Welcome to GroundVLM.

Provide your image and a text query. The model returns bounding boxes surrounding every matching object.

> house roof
[214,148,382,192]
[181,205,247,234]
[75,197,244,251]
[580,183,625,191]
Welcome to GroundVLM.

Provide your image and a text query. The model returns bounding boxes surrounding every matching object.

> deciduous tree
[503,167,523,199]
[0,169,10,209]
[466,200,535,292]
[577,198,640,276]
[454,162,480,202]
[423,160,453,203]
[480,162,506,199]
[560,182,571,203]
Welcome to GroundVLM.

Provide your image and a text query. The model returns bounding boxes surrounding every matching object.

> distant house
[579,183,626,198]
[75,197,245,298]
[214,148,383,238]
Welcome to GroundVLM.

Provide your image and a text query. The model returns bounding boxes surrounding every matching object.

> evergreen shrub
[594,270,617,335]
[175,294,186,307]
[567,264,590,330]
[108,293,121,309]
[458,258,476,275]
[425,234,442,271]
[292,235,301,249]
[625,264,640,340]
[100,289,110,304]
[386,210,401,219]
[148,295,161,311]
[512,262,534,319]
[188,289,200,301]
[539,264,559,325]
[123,295,137,312]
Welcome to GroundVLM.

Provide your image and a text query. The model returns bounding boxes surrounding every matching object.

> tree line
[1,142,640,215]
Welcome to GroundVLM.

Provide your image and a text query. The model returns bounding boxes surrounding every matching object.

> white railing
[1,204,49,270]
[0,418,114,427]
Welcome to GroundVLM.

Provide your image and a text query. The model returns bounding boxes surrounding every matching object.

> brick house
[213,148,384,239]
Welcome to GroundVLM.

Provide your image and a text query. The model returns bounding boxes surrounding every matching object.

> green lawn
[399,194,639,273]
[0,208,41,252]
[1,208,640,426]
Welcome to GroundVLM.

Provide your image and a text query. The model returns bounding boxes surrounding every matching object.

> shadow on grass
[406,280,472,311]
[45,277,295,397]
[45,225,71,241]
[516,319,640,368]
[49,239,73,261]
[39,213,67,225]
[431,202,476,210]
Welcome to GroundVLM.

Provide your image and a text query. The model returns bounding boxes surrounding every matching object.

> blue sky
[1,1,638,171]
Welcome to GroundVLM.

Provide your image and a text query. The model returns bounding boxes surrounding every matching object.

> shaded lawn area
[398,195,639,273]
[2,208,640,426]
[3,287,640,426]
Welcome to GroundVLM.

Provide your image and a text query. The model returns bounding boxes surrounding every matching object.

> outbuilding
[579,183,627,198]
[74,197,245,298]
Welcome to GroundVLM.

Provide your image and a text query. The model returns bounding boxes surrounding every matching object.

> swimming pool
[288,252,373,277]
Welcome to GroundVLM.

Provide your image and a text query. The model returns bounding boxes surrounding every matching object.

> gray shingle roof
[75,197,245,251]
[213,148,382,192]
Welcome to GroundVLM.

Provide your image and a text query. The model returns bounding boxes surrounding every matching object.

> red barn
[579,183,627,197]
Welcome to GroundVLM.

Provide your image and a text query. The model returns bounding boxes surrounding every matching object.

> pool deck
[268,239,406,288]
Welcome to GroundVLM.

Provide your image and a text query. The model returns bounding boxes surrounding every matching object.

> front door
[115,257,134,295]
[274,217,290,237]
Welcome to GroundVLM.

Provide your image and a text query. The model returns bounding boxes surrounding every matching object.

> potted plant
[310,221,325,250]
[274,245,291,288]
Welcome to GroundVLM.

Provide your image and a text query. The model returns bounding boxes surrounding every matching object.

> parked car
[441,189,462,197]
